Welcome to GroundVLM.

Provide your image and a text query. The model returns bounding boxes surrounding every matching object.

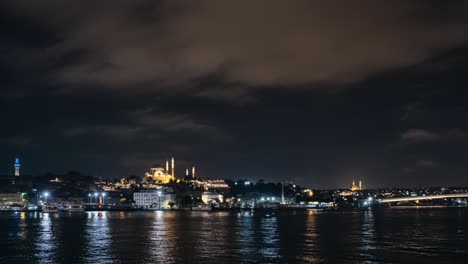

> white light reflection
[258,216,280,262]
[145,211,176,263]
[235,212,256,258]
[359,209,377,262]
[35,213,58,264]
[84,211,114,264]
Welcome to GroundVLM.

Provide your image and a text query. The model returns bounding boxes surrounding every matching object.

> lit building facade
[205,180,230,190]
[133,188,175,208]
[0,192,24,205]
[201,191,223,204]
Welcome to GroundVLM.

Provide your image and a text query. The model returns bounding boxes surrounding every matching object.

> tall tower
[352,180,355,187]
[359,180,362,190]
[186,168,189,176]
[171,157,175,178]
[14,157,20,177]
[192,166,195,179]
[166,160,169,173]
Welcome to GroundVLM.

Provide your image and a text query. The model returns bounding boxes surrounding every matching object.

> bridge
[380,193,468,203]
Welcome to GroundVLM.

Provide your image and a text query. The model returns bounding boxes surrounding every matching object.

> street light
[102,193,106,205]
[44,192,49,203]
[88,193,91,203]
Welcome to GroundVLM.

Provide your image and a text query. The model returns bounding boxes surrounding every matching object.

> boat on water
[42,203,59,213]
[62,203,85,212]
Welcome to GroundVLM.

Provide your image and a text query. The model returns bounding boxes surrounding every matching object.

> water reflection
[84,212,115,264]
[145,211,176,263]
[234,212,256,259]
[196,212,232,261]
[2,209,468,263]
[359,209,377,263]
[258,216,280,261]
[302,210,320,262]
[35,213,58,264]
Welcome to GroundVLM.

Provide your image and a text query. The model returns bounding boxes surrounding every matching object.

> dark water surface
[1,208,467,263]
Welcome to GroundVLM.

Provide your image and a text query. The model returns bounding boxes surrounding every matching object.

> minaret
[192,166,195,179]
[186,168,189,177]
[352,180,355,187]
[166,160,169,173]
[359,180,362,190]
[171,157,175,178]
[14,157,20,177]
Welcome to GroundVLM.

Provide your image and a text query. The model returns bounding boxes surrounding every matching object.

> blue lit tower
[14,157,20,177]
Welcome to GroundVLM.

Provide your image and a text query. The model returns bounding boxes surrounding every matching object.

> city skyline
[1,1,468,188]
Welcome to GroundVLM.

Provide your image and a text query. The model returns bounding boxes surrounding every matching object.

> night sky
[1,1,467,188]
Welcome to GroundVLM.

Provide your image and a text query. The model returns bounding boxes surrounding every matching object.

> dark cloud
[401,128,465,143]
[416,159,438,168]
[401,129,441,142]
[63,109,228,140]
[4,1,468,98]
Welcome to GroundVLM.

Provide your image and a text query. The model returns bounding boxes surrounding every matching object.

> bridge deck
[380,193,468,203]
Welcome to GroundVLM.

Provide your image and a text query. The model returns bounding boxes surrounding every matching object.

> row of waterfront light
[88,192,106,204]
[39,191,108,204]
[88,192,106,197]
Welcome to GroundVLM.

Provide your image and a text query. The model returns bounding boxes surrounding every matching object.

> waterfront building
[201,191,223,204]
[133,187,175,208]
[134,190,164,208]
[192,179,230,192]
[205,179,230,190]
[0,192,25,205]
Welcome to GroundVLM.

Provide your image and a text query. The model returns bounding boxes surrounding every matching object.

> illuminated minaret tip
[186,168,189,176]
[14,157,20,177]
[192,166,195,179]
[166,160,169,173]
[352,180,355,187]
[359,180,362,190]
[171,157,175,178]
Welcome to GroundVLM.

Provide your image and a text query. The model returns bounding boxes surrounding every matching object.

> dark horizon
[1,1,468,188]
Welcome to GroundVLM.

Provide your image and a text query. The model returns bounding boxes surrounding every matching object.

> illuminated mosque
[143,157,198,184]
[143,157,176,184]
[350,180,362,191]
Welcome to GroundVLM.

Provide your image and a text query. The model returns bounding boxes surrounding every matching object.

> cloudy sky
[1,0,467,188]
